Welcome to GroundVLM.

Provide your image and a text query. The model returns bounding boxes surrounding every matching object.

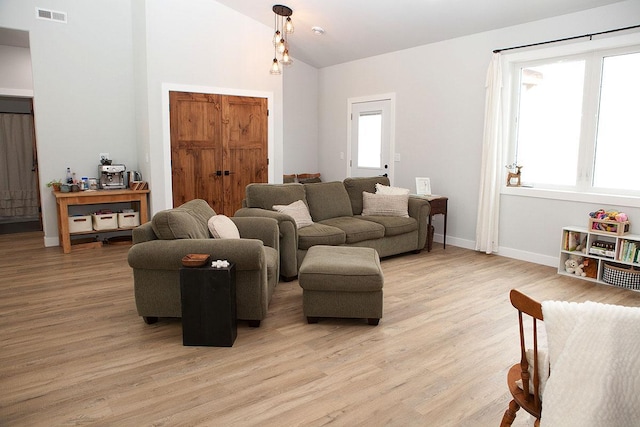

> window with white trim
[510,46,640,196]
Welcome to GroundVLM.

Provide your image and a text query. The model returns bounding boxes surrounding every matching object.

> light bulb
[273,30,281,46]
[280,49,293,66]
[277,38,286,54]
[270,58,281,75]
[285,17,294,34]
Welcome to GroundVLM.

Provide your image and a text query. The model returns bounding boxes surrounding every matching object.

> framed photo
[415,177,431,196]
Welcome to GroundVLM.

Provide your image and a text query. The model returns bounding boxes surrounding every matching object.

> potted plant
[46,179,63,192]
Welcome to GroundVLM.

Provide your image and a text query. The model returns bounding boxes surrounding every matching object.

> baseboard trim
[436,234,558,268]
[44,236,59,247]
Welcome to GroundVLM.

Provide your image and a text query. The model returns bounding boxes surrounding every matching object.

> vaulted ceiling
[216,0,627,68]
[0,1,627,68]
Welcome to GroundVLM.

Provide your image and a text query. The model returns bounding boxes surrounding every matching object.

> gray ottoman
[298,245,384,325]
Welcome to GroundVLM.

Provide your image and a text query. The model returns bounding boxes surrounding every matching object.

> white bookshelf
[559,226,640,290]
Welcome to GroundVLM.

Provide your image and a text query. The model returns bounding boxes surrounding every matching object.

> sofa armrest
[231,216,279,251]
[132,222,157,244]
[127,238,266,272]
[235,208,295,233]
[235,207,298,278]
[408,196,431,249]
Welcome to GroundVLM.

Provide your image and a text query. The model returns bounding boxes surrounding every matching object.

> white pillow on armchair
[208,215,240,239]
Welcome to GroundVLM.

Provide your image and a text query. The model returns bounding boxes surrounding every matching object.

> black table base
[180,264,237,347]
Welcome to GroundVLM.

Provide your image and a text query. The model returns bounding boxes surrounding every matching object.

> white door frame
[346,93,396,183]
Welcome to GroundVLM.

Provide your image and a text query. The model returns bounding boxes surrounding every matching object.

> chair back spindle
[500,289,545,427]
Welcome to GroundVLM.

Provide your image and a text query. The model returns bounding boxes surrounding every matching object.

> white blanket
[540,300,640,427]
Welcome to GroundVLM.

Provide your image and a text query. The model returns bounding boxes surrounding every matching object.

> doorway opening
[0,96,41,234]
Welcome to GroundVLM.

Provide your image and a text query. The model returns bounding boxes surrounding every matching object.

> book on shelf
[564,231,582,251]
[617,240,639,263]
[589,247,615,258]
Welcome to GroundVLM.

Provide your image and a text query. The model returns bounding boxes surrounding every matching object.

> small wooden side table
[424,195,448,252]
[180,263,237,347]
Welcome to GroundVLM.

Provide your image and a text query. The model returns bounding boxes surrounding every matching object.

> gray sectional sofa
[235,176,431,280]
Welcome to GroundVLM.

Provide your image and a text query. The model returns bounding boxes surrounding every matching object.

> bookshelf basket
[602,263,640,290]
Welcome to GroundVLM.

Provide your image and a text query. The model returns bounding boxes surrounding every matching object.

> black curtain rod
[493,24,640,54]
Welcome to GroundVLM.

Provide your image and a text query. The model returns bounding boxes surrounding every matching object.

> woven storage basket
[602,263,640,290]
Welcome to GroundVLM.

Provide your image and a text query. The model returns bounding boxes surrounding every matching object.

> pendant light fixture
[270,4,294,74]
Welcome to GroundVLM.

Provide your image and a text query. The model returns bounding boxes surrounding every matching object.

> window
[357,112,382,168]
[510,46,640,195]
[348,96,393,179]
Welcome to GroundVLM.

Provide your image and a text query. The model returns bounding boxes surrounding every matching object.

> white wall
[0,0,284,243]
[0,45,33,95]
[283,59,319,177]
[0,0,137,246]
[138,0,284,213]
[316,0,640,265]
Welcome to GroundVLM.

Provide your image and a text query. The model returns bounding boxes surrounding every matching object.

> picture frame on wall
[415,177,431,196]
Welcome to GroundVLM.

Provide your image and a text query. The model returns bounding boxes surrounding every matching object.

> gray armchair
[127,199,279,327]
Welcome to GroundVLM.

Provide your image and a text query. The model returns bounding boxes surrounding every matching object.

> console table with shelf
[559,225,640,290]
[54,189,150,253]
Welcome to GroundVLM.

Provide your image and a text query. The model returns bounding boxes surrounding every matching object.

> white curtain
[0,113,39,219]
[475,53,504,254]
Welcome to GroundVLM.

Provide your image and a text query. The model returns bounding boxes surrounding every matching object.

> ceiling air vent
[35,7,67,23]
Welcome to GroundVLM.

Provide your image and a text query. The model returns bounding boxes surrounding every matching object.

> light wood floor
[2,232,640,426]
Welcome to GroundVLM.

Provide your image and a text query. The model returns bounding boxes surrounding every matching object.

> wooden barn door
[170,91,268,216]
[222,95,268,215]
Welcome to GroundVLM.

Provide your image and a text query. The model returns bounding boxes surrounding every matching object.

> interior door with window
[350,99,391,178]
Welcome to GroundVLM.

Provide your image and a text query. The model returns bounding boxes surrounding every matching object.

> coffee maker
[99,164,126,189]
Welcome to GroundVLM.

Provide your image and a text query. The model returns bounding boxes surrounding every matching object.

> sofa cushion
[208,215,240,239]
[343,176,391,215]
[376,183,410,195]
[304,181,353,222]
[360,215,418,237]
[320,216,385,244]
[362,192,410,218]
[298,223,346,250]
[151,199,214,240]
[245,183,306,210]
[272,200,314,229]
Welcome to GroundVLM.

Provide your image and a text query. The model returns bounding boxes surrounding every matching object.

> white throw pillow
[362,192,409,217]
[272,200,314,229]
[375,183,410,195]
[207,215,240,239]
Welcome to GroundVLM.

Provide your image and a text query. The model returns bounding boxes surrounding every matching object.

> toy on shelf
[565,254,586,277]
[588,209,630,236]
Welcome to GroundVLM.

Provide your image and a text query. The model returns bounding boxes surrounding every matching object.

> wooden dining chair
[500,289,545,427]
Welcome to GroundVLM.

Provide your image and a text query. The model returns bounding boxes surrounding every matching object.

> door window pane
[357,112,382,168]
[593,52,640,190]
[516,60,585,186]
